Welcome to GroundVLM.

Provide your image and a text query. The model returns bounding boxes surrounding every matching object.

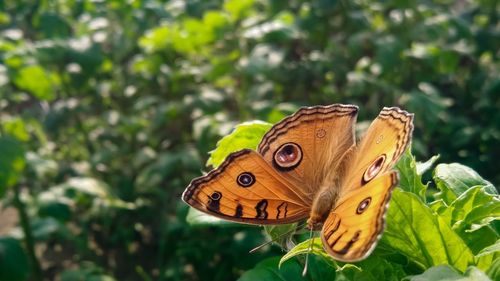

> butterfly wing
[320,107,413,261]
[320,171,398,261]
[340,107,414,195]
[258,104,358,196]
[183,149,310,224]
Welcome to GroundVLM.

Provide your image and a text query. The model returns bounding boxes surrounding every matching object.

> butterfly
[182,104,413,262]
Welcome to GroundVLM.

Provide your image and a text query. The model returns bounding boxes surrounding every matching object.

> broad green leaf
[439,186,500,233]
[206,121,272,168]
[279,238,334,269]
[280,239,406,280]
[13,65,55,101]
[239,256,304,281]
[335,255,406,281]
[0,137,25,197]
[395,149,428,200]
[408,265,491,281]
[434,163,497,204]
[476,239,500,271]
[0,237,29,281]
[477,240,500,258]
[460,226,499,256]
[264,223,298,250]
[381,189,474,271]
[240,256,335,281]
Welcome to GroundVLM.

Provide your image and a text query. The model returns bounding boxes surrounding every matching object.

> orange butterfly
[183,104,413,262]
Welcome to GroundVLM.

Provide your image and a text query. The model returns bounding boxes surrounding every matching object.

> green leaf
[279,238,334,269]
[476,239,500,271]
[408,265,491,281]
[395,149,428,200]
[477,240,500,258]
[461,226,499,257]
[1,118,29,142]
[224,0,255,21]
[239,256,305,281]
[13,65,55,101]
[0,237,29,281]
[240,256,335,281]
[416,154,440,176]
[206,121,272,168]
[0,137,25,197]
[280,239,406,280]
[335,255,406,281]
[439,186,500,233]
[434,163,497,204]
[380,189,474,271]
[263,223,298,250]
[486,257,500,281]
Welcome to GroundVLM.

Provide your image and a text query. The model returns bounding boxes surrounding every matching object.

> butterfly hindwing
[321,171,398,261]
[183,149,310,224]
[319,107,413,261]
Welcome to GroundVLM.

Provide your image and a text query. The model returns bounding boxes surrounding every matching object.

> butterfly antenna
[249,222,306,254]
[302,227,314,277]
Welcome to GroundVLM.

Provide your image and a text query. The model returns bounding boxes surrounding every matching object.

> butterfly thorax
[307,179,341,230]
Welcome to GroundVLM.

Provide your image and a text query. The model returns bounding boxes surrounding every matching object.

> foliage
[0,0,498,280]
[189,122,499,280]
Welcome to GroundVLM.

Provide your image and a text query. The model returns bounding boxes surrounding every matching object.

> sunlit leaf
[1,118,29,142]
[486,257,500,281]
[279,238,333,268]
[206,121,272,168]
[408,265,491,281]
[476,239,500,272]
[434,163,497,204]
[13,65,55,101]
[381,189,474,271]
[395,149,428,200]
[439,186,500,233]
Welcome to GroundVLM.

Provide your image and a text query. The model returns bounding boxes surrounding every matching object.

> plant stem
[13,185,42,281]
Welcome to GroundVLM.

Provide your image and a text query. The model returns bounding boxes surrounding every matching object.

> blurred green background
[0,0,498,280]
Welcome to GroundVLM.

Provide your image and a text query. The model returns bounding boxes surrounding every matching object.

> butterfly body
[183,104,413,262]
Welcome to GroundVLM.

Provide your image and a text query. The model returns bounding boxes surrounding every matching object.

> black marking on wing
[332,231,361,255]
[255,199,269,219]
[235,203,243,218]
[207,191,222,213]
[276,202,288,219]
[325,218,341,240]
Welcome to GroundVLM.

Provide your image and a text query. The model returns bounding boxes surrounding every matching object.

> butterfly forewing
[340,107,413,195]
[258,104,358,196]
[183,149,310,225]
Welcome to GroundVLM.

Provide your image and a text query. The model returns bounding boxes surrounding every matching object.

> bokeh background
[0,0,498,280]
